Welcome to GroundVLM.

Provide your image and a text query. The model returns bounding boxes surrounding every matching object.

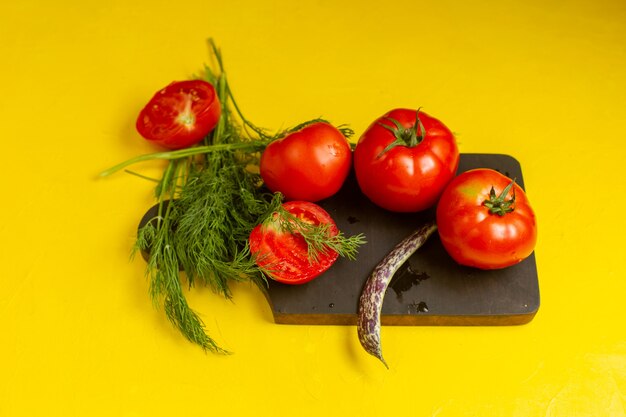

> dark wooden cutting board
[261,153,540,326]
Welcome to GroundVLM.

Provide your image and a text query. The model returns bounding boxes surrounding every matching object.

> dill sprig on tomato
[266,204,366,263]
[103,39,364,352]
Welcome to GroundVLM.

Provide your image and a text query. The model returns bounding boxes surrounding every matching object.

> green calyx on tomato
[377,109,427,157]
[483,179,516,216]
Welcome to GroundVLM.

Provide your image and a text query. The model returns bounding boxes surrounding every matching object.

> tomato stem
[412,108,426,146]
[376,109,425,158]
[483,179,516,216]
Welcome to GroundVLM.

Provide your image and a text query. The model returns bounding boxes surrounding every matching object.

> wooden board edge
[271,311,538,326]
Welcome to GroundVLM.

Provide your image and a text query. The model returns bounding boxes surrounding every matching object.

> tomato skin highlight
[354,109,459,213]
[136,80,221,150]
[260,122,352,202]
[249,201,339,285]
[436,169,538,270]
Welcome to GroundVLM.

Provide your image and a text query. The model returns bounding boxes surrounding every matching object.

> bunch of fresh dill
[103,40,364,352]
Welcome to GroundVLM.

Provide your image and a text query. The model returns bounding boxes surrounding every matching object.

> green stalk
[483,179,517,216]
[207,39,271,140]
[98,141,270,178]
[376,109,426,158]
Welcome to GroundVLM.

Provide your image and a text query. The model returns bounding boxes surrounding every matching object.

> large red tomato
[436,169,538,270]
[354,108,459,212]
[260,122,352,202]
[249,201,340,285]
[136,80,221,150]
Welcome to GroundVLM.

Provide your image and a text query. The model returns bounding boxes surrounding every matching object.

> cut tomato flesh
[249,201,339,285]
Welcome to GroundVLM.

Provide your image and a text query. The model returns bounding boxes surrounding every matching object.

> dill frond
[267,204,367,263]
[105,39,364,353]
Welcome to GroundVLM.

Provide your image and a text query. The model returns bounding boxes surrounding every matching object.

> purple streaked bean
[357,221,437,368]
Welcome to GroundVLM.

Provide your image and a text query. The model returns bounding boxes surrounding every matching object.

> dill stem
[207,38,270,140]
[98,141,269,178]
[210,74,229,147]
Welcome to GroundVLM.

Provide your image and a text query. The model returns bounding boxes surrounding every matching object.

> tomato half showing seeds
[249,201,340,285]
[436,169,538,270]
[260,122,352,202]
[136,80,221,150]
[354,108,459,212]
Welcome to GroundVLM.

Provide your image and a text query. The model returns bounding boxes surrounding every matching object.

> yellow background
[1,0,625,415]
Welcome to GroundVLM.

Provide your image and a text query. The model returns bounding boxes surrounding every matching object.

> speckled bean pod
[357,221,437,368]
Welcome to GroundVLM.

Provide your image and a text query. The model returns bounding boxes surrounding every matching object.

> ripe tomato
[260,122,352,202]
[136,80,221,150]
[249,201,339,285]
[354,108,459,212]
[436,169,538,270]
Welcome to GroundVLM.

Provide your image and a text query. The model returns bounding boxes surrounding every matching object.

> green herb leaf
[267,204,367,263]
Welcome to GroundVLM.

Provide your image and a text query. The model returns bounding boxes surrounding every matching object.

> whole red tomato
[260,122,352,202]
[249,201,340,285]
[136,80,221,150]
[354,108,459,212]
[436,169,538,270]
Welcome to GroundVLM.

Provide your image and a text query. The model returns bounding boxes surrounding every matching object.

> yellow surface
[1,0,625,415]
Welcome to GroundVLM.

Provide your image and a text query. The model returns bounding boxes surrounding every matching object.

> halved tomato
[136,80,221,149]
[249,201,339,285]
